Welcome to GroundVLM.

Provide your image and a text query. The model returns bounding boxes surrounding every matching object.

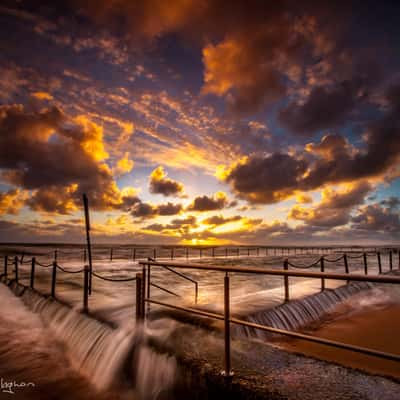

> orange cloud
[31,91,54,101]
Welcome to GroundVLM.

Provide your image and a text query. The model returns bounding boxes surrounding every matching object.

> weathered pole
[389,250,393,270]
[4,255,8,279]
[83,194,93,295]
[344,253,349,283]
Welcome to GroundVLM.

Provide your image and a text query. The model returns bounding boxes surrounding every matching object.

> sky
[0,0,399,245]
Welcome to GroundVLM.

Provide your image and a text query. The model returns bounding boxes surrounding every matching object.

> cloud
[0,104,137,212]
[0,189,28,215]
[31,91,54,101]
[149,166,185,197]
[202,215,242,226]
[288,182,372,227]
[130,200,183,219]
[114,152,134,176]
[351,201,400,234]
[219,83,400,205]
[187,191,232,212]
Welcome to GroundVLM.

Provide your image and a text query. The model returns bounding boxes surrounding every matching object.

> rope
[324,255,344,263]
[91,271,137,282]
[55,264,84,274]
[35,261,53,268]
[346,253,364,259]
[287,258,322,269]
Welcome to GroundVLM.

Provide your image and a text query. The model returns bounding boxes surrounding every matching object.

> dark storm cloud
[202,215,242,226]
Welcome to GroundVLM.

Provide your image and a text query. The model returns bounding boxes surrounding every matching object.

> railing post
[363,253,368,275]
[225,248,228,257]
[284,259,289,302]
[142,266,146,319]
[153,248,156,260]
[200,248,202,258]
[320,257,325,291]
[147,262,151,312]
[110,248,113,262]
[83,248,87,263]
[377,252,382,274]
[186,247,189,259]
[51,261,57,297]
[247,248,250,256]
[171,248,174,260]
[389,250,393,271]
[136,273,143,322]
[14,256,18,284]
[30,257,36,289]
[212,247,215,257]
[223,273,232,377]
[54,249,58,263]
[266,247,268,256]
[257,248,259,257]
[344,254,349,283]
[398,249,400,269]
[83,265,89,313]
[3,255,7,279]
[133,248,136,261]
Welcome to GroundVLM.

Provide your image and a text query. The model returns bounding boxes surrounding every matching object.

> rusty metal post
[14,256,18,283]
[83,265,89,313]
[284,259,289,302]
[136,273,143,321]
[320,257,325,291]
[30,257,36,289]
[389,250,393,270]
[377,252,382,274]
[51,261,57,297]
[223,273,232,377]
[363,253,368,275]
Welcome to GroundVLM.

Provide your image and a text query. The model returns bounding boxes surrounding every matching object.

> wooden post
[83,265,89,313]
[344,254,349,283]
[83,248,87,263]
[3,255,7,279]
[225,248,228,257]
[284,259,289,302]
[363,253,368,275]
[147,262,151,313]
[200,248,202,258]
[14,256,18,283]
[398,249,400,269]
[30,257,36,289]
[320,257,325,291]
[54,249,58,263]
[83,194,93,295]
[110,248,113,262]
[136,273,143,321]
[51,261,57,297]
[377,252,382,274]
[247,248,250,256]
[186,247,189,259]
[171,248,174,260]
[212,247,215,257]
[153,248,156,260]
[223,273,232,377]
[389,250,393,270]
[133,248,136,261]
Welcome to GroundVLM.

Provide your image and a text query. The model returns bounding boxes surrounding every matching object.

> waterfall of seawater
[234,282,373,339]
[13,285,178,399]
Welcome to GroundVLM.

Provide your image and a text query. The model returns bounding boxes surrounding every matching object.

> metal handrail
[139,260,400,284]
[139,259,400,376]
[147,258,199,303]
